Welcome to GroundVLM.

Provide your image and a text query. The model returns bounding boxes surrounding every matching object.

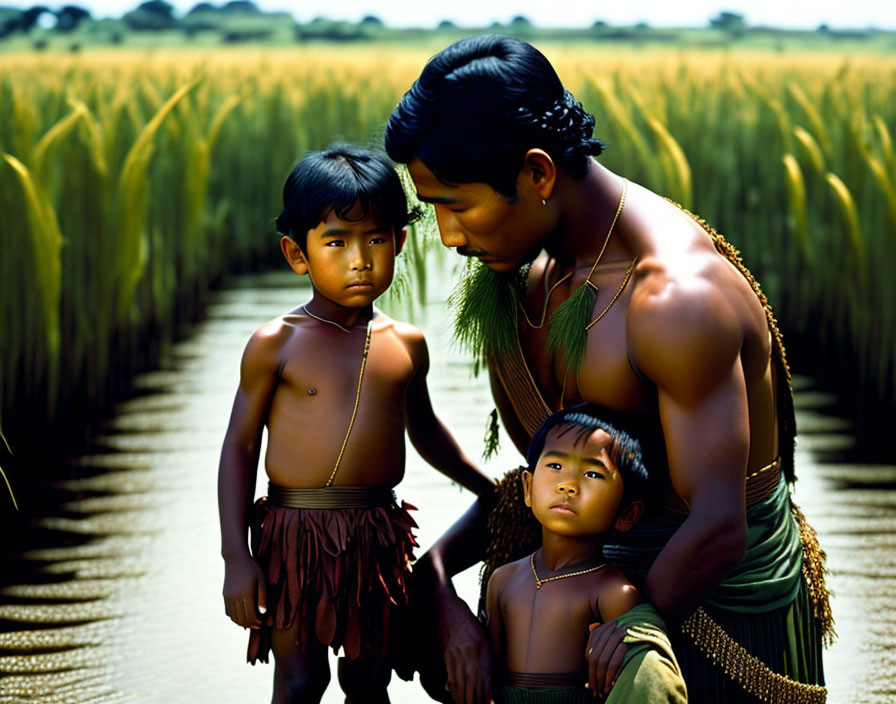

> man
[385,34,830,704]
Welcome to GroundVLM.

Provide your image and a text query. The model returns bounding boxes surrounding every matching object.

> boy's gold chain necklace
[530,552,607,589]
[302,304,372,332]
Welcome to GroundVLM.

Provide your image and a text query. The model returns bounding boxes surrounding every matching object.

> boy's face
[283,204,400,308]
[522,426,626,539]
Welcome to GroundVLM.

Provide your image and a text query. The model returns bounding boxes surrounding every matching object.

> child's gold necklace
[303,304,372,333]
[530,552,607,590]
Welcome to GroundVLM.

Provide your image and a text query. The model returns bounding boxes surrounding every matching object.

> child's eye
[369,236,386,245]
[325,240,345,247]
[546,462,562,470]
[584,470,605,480]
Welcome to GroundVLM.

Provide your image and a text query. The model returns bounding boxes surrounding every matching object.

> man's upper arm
[627,277,750,507]
[485,566,507,660]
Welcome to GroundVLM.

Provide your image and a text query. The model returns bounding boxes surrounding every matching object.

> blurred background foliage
[0,43,894,483]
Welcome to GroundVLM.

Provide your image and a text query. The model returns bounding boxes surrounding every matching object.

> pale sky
[9,0,896,30]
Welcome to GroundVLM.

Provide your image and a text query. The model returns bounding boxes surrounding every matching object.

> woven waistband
[267,482,396,509]
[504,671,586,689]
[659,457,782,516]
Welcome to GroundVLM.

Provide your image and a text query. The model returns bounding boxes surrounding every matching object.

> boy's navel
[307,387,317,396]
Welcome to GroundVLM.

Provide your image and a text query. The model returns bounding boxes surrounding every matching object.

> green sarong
[604,476,825,703]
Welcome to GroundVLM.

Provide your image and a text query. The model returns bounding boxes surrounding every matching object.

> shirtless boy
[486,406,686,704]
[217,144,494,704]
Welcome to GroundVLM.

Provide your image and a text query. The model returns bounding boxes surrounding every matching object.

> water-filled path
[1,269,893,703]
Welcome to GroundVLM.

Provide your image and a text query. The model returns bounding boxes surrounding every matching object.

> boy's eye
[584,470,605,480]
[546,462,562,470]
[369,236,386,245]
[325,240,345,247]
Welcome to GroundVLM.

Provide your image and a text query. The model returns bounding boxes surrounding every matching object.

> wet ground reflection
[1,269,893,703]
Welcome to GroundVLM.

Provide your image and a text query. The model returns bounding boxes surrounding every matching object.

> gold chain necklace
[529,552,607,590]
[325,320,372,487]
[302,304,373,333]
[518,178,628,330]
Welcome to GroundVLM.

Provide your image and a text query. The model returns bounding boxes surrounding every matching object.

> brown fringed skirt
[246,484,418,664]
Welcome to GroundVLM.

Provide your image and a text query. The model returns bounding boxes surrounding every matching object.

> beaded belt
[503,671,586,689]
[267,482,395,509]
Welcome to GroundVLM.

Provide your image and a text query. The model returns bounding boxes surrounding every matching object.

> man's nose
[557,481,578,496]
[435,209,468,249]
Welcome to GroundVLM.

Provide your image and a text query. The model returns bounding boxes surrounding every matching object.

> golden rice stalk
[647,117,692,208]
[2,153,63,379]
[782,154,810,261]
[116,80,198,321]
[68,98,108,176]
[873,114,896,182]
[31,102,89,189]
[793,126,826,177]
[788,83,833,159]
[0,426,17,510]
[589,79,654,182]
[825,172,864,276]
[863,153,896,235]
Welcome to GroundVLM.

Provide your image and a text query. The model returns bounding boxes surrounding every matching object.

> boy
[485,406,686,703]
[217,144,494,704]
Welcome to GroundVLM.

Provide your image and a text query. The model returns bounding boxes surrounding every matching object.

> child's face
[285,204,400,308]
[522,426,626,539]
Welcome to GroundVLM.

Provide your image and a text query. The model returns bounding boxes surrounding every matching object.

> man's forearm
[643,507,747,622]
[419,493,494,584]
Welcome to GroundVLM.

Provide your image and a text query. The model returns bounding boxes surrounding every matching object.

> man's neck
[544,162,634,275]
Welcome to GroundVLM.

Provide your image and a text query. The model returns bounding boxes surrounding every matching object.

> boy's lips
[550,503,576,515]
[346,281,374,289]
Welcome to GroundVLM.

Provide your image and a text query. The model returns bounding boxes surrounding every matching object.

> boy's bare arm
[402,327,495,496]
[218,322,285,628]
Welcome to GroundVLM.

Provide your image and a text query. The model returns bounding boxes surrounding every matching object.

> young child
[485,406,686,703]
[217,144,494,704]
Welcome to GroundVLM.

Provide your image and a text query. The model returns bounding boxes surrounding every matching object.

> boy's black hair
[276,144,418,251]
[526,403,649,504]
[385,34,604,200]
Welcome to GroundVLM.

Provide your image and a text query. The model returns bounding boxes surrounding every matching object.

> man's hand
[222,553,267,629]
[437,584,493,704]
[585,621,627,698]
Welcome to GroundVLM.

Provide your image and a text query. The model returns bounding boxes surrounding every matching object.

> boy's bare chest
[277,328,414,403]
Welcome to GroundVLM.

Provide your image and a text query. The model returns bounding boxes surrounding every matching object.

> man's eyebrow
[415,193,463,205]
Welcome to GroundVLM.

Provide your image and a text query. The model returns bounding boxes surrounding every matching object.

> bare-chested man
[385,35,830,704]
[217,144,494,704]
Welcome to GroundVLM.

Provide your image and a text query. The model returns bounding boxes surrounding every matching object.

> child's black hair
[526,403,649,504]
[385,34,604,200]
[275,144,418,251]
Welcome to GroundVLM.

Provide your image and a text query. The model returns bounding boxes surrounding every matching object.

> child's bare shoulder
[594,564,642,621]
[375,312,428,360]
[241,311,307,368]
[489,555,531,589]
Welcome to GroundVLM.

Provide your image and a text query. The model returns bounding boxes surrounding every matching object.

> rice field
[1,45,894,466]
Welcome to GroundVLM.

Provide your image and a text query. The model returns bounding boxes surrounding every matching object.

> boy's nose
[349,248,372,270]
[556,481,577,496]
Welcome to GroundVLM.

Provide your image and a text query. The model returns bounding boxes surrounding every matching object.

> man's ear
[520,148,557,202]
[614,500,644,533]
[281,235,309,275]
[395,228,407,255]
[521,470,534,508]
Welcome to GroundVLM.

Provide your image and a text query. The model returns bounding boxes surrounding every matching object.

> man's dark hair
[526,403,649,504]
[385,34,604,199]
[275,144,416,251]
